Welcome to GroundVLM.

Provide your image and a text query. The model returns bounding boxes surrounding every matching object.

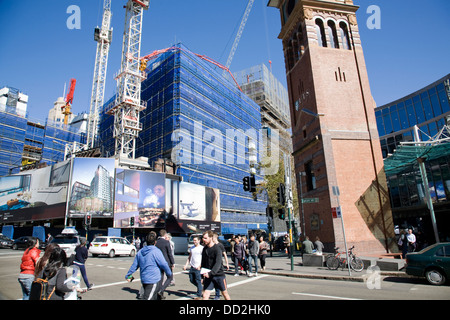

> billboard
[176,181,221,233]
[0,160,70,223]
[114,169,166,228]
[67,158,115,218]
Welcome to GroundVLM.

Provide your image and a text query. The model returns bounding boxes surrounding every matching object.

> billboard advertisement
[113,169,166,228]
[176,181,221,233]
[0,160,70,223]
[67,158,115,218]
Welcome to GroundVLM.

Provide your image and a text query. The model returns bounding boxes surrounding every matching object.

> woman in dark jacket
[41,246,84,300]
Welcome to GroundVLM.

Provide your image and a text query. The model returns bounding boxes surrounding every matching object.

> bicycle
[326,246,364,272]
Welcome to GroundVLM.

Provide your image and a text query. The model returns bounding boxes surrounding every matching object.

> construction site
[0,0,293,237]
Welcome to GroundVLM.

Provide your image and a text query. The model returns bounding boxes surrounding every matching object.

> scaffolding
[99,44,267,215]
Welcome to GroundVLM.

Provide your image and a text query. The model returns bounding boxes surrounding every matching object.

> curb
[259,270,412,283]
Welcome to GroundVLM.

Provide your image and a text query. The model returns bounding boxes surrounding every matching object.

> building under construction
[98,44,268,234]
[0,86,86,176]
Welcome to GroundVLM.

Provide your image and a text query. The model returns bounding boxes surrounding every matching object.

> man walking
[156,229,175,299]
[201,230,231,300]
[183,235,203,299]
[125,231,172,300]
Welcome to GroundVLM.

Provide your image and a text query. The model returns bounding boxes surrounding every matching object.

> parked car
[0,234,14,249]
[406,242,450,285]
[89,236,136,258]
[50,228,81,256]
[12,236,46,250]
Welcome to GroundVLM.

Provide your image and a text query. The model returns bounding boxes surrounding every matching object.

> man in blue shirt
[125,231,172,300]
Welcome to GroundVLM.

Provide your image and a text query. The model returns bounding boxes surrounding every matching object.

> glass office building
[376,74,450,158]
[98,44,268,234]
[375,74,450,241]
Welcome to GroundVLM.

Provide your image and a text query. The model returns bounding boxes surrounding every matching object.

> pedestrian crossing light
[278,208,285,220]
[130,216,135,227]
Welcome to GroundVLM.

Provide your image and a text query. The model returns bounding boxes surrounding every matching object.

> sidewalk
[254,252,410,283]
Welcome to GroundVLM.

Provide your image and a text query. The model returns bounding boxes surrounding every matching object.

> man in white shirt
[183,235,203,299]
[406,228,417,252]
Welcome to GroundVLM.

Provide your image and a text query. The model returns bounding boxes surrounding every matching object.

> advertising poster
[0,160,70,223]
[114,169,166,228]
[177,181,221,233]
[67,158,115,218]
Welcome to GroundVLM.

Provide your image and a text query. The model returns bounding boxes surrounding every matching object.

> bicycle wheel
[350,256,364,272]
[326,255,340,270]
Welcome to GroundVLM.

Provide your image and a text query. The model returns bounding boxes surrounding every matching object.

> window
[305,161,316,191]
[327,20,339,49]
[315,19,327,47]
[339,22,351,50]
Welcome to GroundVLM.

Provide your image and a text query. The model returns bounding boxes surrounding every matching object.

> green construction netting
[384,143,450,176]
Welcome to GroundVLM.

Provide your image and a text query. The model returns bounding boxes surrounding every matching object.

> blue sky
[0,0,449,122]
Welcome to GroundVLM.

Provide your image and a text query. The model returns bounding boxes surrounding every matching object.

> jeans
[248,254,258,274]
[73,262,91,288]
[188,267,202,297]
[18,274,34,300]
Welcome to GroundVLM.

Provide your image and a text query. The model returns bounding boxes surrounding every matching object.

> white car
[51,228,81,257]
[89,236,136,258]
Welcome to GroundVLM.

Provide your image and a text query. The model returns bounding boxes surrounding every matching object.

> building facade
[268,0,396,254]
[375,74,450,242]
[98,45,268,234]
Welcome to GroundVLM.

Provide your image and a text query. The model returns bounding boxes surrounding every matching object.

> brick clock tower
[268,0,396,254]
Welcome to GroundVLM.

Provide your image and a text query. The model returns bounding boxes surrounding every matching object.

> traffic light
[266,206,273,218]
[249,175,256,193]
[277,183,286,205]
[243,176,250,192]
[85,214,92,226]
[278,208,285,220]
[130,216,135,227]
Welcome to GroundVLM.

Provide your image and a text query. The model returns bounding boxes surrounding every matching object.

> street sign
[332,206,342,218]
[302,198,319,204]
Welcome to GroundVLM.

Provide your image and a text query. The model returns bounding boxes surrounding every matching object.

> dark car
[0,234,13,249]
[12,236,45,250]
[406,242,450,285]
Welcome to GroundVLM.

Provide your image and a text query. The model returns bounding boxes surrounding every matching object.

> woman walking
[18,237,41,300]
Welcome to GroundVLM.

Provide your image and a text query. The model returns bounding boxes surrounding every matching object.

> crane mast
[107,0,149,161]
[86,0,113,149]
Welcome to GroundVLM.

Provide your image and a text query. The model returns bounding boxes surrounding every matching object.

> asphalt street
[1,249,450,301]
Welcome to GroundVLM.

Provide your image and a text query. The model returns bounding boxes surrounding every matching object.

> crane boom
[62,78,76,125]
[224,0,255,74]
[86,0,113,149]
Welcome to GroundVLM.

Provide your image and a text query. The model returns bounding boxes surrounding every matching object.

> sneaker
[248,272,252,277]
[88,284,94,290]
[255,272,258,277]
[234,274,239,277]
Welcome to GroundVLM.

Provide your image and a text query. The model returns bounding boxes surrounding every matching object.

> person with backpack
[18,237,41,300]
[32,246,84,300]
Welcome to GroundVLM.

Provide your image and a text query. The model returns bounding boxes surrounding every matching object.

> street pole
[414,125,440,243]
[284,153,294,271]
[333,186,351,276]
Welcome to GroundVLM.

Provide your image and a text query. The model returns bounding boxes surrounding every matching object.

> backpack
[29,276,56,300]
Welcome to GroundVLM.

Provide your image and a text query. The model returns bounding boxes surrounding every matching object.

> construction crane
[62,78,76,125]
[223,0,255,77]
[107,0,149,163]
[86,0,113,149]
